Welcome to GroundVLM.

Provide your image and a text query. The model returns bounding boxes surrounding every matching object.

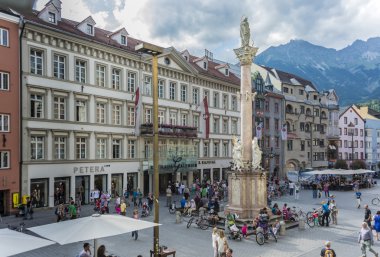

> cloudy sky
[36,0,380,63]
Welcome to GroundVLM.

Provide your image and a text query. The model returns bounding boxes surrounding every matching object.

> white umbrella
[28,214,160,256]
[0,228,55,256]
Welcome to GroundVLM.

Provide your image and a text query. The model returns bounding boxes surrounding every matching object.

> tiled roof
[260,65,317,91]
[188,55,240,86]
[22,11,240,86]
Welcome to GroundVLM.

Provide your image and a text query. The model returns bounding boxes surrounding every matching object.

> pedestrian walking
[289,181,295,196]
[68,200,77,219]
[132,189,138,207]
[78,242,92,257]
[147,193,154,211]
[373,211,380,241]
[216,230,229,257]
[24,197,33,220]
[364,205,372,228]
[166,186,172,207]
[321,201,330,227]
[294,183,300,200]
[137,189,143,208]
[312,183,318,199]
[175,181,179,195]
[356,191,362,208]
[55,203,65,222]
[320,241,336,257]
[120,199,126,216]
[131,208,139,240]
[358,222,379,257]
[329,199,338,225]
[212,227,219,257]
[323,182,330,198]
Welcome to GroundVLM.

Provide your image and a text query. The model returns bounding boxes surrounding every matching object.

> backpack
[324,249,334,257]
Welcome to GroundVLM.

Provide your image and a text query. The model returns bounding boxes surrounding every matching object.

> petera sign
[148,144,197,174]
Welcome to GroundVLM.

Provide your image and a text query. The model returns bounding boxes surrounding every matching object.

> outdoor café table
[150,248,176,257]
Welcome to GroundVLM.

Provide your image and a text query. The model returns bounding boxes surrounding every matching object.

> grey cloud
[81,0,126,29]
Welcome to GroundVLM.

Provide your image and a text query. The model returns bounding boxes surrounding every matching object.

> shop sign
[73,165,107,174]
[148,144,197,174]
[198,160,216,165]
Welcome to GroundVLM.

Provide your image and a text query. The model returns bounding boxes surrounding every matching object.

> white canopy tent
[28,214,160,257]
[304,169,375,176]
[0,228,54,256]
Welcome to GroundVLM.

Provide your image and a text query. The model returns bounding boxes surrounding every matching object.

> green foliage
[334,159,348,169]
[351,160,367,170]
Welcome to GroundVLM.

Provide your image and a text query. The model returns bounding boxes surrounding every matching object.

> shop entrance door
[0,190,6,216]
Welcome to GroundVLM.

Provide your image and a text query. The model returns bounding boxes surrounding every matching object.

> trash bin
[279,221,286,236]
[176,211,181,223]
[299,220,305,230]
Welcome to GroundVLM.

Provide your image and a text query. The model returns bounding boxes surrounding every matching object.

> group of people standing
[212,227,233,257]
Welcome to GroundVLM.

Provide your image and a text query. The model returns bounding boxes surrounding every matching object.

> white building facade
[20,1,240,207]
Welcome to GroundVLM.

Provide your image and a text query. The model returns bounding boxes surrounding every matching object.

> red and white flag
[281,124,288,140]
[134,86,142,136]
[199,96,210,139]
[256,122,263,139]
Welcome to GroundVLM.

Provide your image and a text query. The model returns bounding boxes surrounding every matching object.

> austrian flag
[199,96,210,139]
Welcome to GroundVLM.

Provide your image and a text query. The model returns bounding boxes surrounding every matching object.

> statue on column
[251,137,262,170]
[240,16,250,47]
[232,136,243,171]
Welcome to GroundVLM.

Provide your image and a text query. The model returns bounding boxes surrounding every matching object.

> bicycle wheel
[187,217,194,229]
[256,232,265,245]
[306,216,315,228]
[372,197,380,206]
[269,228,277,242]
[199,218,210,230]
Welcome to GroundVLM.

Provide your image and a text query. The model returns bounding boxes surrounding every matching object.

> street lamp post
[348,122,355,166]
[135,42,163,257]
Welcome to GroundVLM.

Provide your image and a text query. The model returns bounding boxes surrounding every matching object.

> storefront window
[127,173,138,194]
[193,170,201,183]
[95,174,107,193]
[111,174,123,197]
[222,168,229,181]
[75,176,89,204]
[203,169,210,183]
[54,177,70,205]
[30,178,49,208]
[213,168,220,182]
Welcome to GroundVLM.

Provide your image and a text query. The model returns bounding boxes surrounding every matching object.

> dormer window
[87,24,93,35]
[121,35,126,45]
[48,12,56,23]
[203,62,207,69]
[225,69,229,76]
[184,56,188,61]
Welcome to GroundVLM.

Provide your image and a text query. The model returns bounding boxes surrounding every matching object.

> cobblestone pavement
[2,183,380,257]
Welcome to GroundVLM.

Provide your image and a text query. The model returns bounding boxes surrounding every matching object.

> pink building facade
[339,106,365,165]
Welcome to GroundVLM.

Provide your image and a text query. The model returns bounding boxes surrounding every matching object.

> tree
[351,160,366,170]
[334,159,348,169]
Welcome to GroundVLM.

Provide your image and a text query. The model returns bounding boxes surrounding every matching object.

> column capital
[234,45,259,66]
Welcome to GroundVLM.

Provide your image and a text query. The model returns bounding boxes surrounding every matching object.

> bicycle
[290,206,306,222]
[306,208,331,227]
[8,222,25,232]
[187,215,209,230]
[372,196,380,206]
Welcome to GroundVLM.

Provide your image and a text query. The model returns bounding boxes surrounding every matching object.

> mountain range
[255,37,380,106]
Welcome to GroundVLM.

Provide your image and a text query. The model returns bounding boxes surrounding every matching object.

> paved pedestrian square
[2,183,380,257]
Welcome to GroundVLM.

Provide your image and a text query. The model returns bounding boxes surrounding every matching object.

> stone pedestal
[227,171,267,219]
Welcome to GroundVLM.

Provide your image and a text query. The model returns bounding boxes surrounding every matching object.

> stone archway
[286,159,300,172]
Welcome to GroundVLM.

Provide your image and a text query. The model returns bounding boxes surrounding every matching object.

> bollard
[176,211,181,223]
[279,221,286,236]
[298,220,305,230]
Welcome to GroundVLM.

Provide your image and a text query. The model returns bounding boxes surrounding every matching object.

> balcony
[140,123,198,138]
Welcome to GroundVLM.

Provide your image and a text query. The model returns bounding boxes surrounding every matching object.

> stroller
[227,223,242,240]
[141,202,150,217]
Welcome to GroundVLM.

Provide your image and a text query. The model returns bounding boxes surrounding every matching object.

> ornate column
[227,17,267,219]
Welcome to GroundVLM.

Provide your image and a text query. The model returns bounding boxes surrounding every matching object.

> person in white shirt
[78,243,92,257]
[212,227,219,257]
[289,181,295,196]
[294,183,300,200]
